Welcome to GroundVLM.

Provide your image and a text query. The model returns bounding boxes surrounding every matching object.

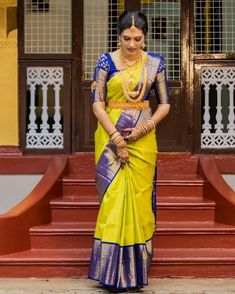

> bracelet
[109,130,118,137]
[137,118,157,136]
[116,141,127,148]
[111,134,127,147]
[146,119,156,129]
[114,136,124,145]
[110,131,121,142]
[137,124,147,136]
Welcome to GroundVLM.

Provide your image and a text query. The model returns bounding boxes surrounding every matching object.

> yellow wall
[0,0,18,145]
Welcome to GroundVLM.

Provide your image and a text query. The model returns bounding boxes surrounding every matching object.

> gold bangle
[114,136,125,145]
[146,119,156,129]
[116,141,127,148]
[137,124,147,135]
[145,121,153,132]
[112,135,122,144]
[142,124,149,133]
[110,132,121,142]
[109,130,118,137]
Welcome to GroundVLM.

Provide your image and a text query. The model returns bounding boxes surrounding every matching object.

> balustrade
[26,67,64,149]
[201,67,235,149]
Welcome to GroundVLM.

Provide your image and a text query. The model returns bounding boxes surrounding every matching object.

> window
[195,0,235,54]
[141,0,181,80]
[83,0,124,80]
[24,0,72,54]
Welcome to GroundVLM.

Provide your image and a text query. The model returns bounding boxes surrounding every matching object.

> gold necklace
[120,50,142,88]
[119,63,148,103]
[120,51,141,67]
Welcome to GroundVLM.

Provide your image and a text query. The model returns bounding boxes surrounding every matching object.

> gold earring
[141,43,146,50]
[117,41,121,49]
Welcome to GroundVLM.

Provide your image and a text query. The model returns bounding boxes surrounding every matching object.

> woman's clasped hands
[116,127,143,168]
[123,127,142,142]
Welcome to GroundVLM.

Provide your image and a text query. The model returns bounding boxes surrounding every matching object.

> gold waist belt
[107,101,149,110]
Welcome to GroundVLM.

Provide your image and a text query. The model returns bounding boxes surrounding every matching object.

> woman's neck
[120,49,142,61]
[120,49,142,68]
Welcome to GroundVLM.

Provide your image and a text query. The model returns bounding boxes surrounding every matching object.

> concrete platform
[0,278,235,293]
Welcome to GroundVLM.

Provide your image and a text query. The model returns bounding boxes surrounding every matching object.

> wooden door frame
[73,0,84,153]
[181,0,192,151]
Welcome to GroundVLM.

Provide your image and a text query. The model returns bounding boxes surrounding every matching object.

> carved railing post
[201,67,235,149]
[26,67,64,149]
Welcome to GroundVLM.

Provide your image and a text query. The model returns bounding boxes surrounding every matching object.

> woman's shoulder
[96,53,112,71]
[147,52,166,73]
[147,52,164,63]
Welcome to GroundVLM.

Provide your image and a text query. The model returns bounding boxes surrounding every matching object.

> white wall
[222,174,235,191]
[0,175,42,214]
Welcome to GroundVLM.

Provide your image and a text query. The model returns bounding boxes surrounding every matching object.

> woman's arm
[93,101,129,164]
[151,103,170,124]
[151,59,171,123]
[92,101,117,136]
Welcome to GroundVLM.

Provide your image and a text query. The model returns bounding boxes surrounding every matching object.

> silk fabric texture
[88,52,169,290]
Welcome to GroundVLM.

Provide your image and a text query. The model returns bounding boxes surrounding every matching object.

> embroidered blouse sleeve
[91,54,110,103]
[153,59,170,105]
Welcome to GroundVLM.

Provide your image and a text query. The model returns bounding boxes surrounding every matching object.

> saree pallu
[88,57,158,290]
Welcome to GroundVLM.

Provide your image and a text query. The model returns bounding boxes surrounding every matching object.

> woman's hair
[117,10,148,36]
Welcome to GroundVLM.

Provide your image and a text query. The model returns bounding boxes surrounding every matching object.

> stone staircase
[0,153,235,278]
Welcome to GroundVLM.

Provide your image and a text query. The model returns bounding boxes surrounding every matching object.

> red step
[157,197,215,222]
[30,221,235,250]
[156,221,235,249]
[1,248,235,278]
[50,196,215,223]
[157,178,204,197]
[62,177,204,198]
[62,178,97,198]
[0,249,88,277]
[151,248,235,278]
[30,222,94,249]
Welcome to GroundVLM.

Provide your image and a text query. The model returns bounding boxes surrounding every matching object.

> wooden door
[75,0,191,152]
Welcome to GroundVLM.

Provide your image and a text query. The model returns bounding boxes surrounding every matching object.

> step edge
[62,178,204,186]
[1,258,235,266]
[50,202,215,209]
[29,227,235,235]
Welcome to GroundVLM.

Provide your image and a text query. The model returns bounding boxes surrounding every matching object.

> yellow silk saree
[88,51,168,290]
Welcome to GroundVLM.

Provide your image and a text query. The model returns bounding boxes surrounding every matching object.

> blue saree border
[88,237,153,289]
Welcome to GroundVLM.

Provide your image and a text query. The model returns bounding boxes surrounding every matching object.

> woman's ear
[117,38,121,49]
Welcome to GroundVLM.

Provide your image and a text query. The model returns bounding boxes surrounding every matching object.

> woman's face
[119,27,145,59]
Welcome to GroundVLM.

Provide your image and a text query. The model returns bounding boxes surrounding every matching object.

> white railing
[26,67,64,149]
[201,67,235,149]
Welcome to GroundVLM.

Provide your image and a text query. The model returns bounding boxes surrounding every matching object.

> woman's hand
[116,145,129,167]
[123,127,142,142]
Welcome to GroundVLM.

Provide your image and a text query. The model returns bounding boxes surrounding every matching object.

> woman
[88,10,170,292]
